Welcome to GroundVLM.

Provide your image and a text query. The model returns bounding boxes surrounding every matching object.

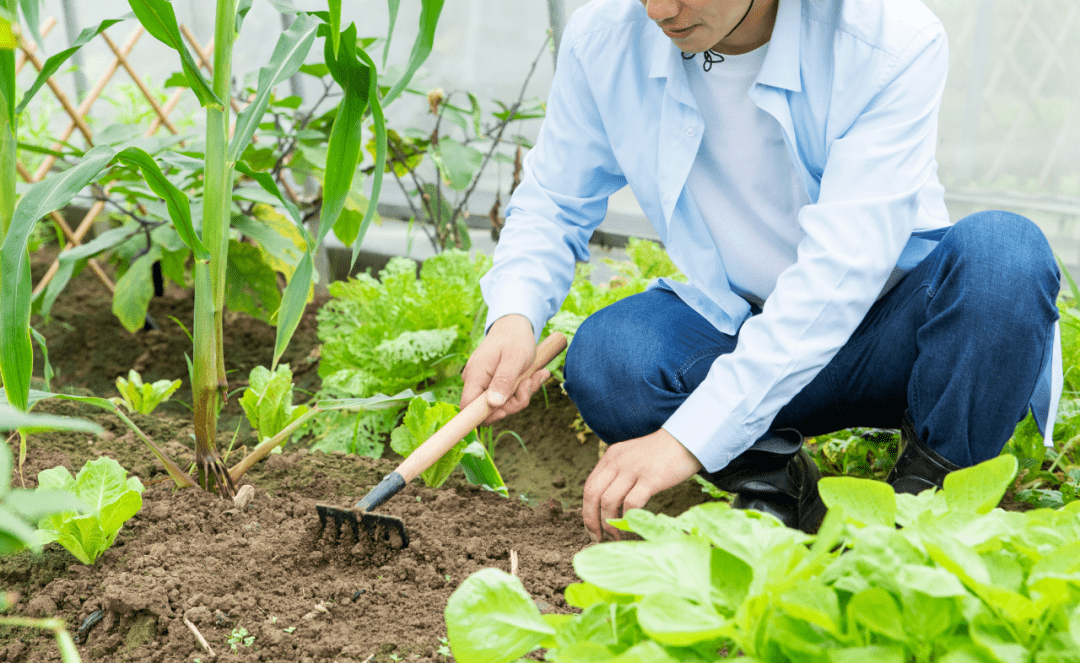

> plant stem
[228,406,321,482]
[193,0,237,489]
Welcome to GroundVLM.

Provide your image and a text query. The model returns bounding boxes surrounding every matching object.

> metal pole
[547,0,565,68]
[60,0,89,101]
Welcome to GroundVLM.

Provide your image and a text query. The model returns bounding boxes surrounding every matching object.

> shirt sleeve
[664,23,951,472]
[479,35,628,341]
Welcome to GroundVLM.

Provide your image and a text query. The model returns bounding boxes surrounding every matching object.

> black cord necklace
[681,0,756,72]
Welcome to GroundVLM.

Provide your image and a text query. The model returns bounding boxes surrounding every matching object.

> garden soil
[1,255,712,663]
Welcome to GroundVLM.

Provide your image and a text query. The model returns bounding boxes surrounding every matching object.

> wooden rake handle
[394,332,568,483]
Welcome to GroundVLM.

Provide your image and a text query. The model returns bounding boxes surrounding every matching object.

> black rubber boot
[698,429,827,533]
[885,411,961,494]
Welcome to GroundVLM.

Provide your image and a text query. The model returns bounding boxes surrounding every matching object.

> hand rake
[315,331,568,549]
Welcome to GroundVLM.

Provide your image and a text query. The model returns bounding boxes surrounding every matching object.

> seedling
[112,369,182,415]
[228,627,255,652]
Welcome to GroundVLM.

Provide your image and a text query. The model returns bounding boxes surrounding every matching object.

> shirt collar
[647,0,803,93]
[757,0,802,92]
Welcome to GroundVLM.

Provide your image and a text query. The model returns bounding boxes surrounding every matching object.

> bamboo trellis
[15,17,219,303]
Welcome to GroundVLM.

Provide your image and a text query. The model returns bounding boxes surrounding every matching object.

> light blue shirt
[481,0,1058,471]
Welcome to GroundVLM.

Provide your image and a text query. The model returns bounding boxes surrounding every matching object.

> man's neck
[712,0,779,55]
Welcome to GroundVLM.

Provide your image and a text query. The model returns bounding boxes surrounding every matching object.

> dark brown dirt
[2,251,713,663]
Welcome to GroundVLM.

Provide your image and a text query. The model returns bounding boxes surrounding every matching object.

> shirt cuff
[481,289,549,344]
[662,390,755,473]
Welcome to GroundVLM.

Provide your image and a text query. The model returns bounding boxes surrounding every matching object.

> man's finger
[487,346,534,407]
[598,473,637,541]
[582,458,617,541]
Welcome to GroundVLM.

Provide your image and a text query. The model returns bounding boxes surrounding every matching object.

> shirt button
[661,194,670,204]
[686,127,695,136]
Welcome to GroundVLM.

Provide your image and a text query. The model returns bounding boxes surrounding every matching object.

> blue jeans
[563,211,1061,468]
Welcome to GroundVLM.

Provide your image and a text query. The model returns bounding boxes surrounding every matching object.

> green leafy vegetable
[34,457,145,565]
[446,455,1080,662]
[0,440,85,556]
[111,369,182,415]
[389,397,476,489]
[239,364,309,444]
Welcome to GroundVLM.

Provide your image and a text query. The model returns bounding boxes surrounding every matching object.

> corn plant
[3,2,445,495]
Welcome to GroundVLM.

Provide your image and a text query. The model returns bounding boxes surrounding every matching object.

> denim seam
[675,348,728,393]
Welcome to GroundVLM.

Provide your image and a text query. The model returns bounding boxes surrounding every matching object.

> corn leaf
[381,0,444,107]
[15,16,128,115]
[349,47,385,269]
[319,22,370,247]
[126,0,222,108]
[0,146,114,411]
[114,146,208,260]
[272,248,314,369]
[227,12,318,162]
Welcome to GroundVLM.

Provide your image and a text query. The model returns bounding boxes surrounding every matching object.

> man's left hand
[582,428,703,541]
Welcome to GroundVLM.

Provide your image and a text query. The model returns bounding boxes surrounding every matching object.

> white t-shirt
[684,43,810,305]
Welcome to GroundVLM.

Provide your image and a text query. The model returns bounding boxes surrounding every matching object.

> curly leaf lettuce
[35,457,144,564]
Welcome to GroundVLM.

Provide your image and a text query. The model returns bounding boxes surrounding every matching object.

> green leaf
[16,17,128,116]
[944,455,1017,514]
[459,438,507,495]
[239,364,308,443]
[228,13,319,162]
[112,245,161,333]
[225,239,281,324]
[234,161,303,227]
[563,582,637,609]
[818,476,896,527]
[327,0,341,57]
[383,0,400,66]
[114,146,208,260]
[445,568,554,663]
[846,587,904,640]
[35,456,143,564]
[389,397,468,488]
[637,592,729,646]
[0,403,103,434]
[114,369,181,415]
[382,0,444,106]
[434,138,482,191]
[574,537,713,602]
[828,647,906,663]
[272,249,314,369]
[126,0,222,108]
[319,23,371,247]
[38,225,141,318]
[1,146,115,411]
[349,47,385,269]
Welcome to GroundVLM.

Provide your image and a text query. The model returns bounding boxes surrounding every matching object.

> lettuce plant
[445,454,1080,662]
[239,364,309,445]
[390,396,506,495]
[35,456,145,565]
[112,369,182,415]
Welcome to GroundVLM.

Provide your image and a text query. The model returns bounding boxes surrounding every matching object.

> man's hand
[460,314,549,425]
[583,429,703,541]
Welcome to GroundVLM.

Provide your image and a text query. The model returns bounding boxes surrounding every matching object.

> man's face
[640,0,760,53]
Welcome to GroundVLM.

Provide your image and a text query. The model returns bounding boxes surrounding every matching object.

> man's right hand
[460,314,548,425]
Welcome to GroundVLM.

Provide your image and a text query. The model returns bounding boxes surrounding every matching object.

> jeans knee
[950,211,1058,285]
[950,212,1058,302]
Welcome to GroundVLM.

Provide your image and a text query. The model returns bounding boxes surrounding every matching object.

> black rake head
[315,504,410,550]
